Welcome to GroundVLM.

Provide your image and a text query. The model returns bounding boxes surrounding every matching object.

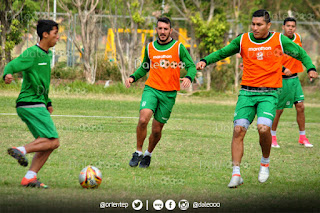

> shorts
[234,89,278,123]
[277,77,304,110]
[17,106,59,139]
[140,85,177,123]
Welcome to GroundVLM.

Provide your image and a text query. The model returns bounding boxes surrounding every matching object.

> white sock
[232,166,240,176]
[271,130,276,136]
[261,157,270,165]
[299,131,306,136]
[25,171,37,179]
[144,150,152,157]
[135,151,143,156]
[17,146,26,155]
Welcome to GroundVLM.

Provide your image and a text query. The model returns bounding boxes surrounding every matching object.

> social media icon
[165,200,176,210]
[153,199,164,210]
[132,199,143,210]
[100,202,106,209]
[178,199,189,210]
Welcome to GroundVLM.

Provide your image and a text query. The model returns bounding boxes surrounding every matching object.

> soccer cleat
[129,152,143,167]
[271,136,280,148]
[299,137,313,148]
[21,177,49,189]
[228,174,243,188]
[258,163,269,183]
[7,147,28,167]
[139,155,151,168]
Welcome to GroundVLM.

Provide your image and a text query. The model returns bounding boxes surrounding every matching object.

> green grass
[0,89,320,212]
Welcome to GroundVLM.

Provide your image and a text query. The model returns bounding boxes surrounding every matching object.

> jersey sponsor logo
[38,62,47,65]
[153,55,173,59]
[286,101,290,106]
[142,101,146,107]
[248,47,272,51]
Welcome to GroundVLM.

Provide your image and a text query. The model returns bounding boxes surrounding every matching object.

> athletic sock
[232,166,240,176]
[144,150,152,157]
[135,151,143,156]
[271,130,276,136]
[25,171,37,179]
[17,146,26,155]
[261,157,270,166]
[299,131,306,136]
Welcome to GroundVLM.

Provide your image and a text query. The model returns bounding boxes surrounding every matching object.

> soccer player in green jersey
[271,18,313,148]
[196,10,317,188]
[3,20,60,188]
[125,17,197,168]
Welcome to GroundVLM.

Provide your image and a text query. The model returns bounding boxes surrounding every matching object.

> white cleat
[228,175,244,188]
[258,164,269,183]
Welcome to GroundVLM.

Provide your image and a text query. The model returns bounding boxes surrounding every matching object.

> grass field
[0,87,320,212]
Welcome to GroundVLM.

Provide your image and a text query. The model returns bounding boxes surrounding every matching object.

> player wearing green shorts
[3,20,60,188]
[197,10,317,188]
[271,17,313,148]
[125,17,197,168]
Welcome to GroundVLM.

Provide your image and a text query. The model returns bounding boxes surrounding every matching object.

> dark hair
[157,17,171,28]
[37,20,59,40]
[283,17,296,25]
[252,9,271,23]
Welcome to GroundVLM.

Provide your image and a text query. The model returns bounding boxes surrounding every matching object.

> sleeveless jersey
[282,33,303,74]
[145,41,182,91]
[240,32,284,88]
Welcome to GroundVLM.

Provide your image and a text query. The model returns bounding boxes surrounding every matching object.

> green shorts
[277,77,304,110]
[140,85,177,123]
[234,89,278,123]
[17,106,59,139]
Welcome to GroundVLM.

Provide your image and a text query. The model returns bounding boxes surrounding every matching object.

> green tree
[0,0,39,74]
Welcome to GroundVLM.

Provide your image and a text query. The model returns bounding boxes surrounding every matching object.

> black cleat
[129,152,143,167]
[7,147,28,167]
[139,155,151,168]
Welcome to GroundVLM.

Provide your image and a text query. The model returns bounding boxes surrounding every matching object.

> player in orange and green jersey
[196,10,318,188]
[271,18,313,148]
[125,17,197,168]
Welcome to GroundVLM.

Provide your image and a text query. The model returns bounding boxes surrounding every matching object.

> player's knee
[257,124,270,135]
[296,102,304,113]
[138,118,149,128]
[233,119,249,136]
[233,125,246,136]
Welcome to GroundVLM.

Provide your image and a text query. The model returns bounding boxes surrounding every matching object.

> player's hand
[125,77,134,88]
[180,77,191,88]
[283,68,292,76]
[308,71,318,82]
[4,74,13,84]
[47,106,53,114]
[196,61,206,70]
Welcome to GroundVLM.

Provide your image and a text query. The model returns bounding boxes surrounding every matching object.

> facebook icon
[165,200,176,210]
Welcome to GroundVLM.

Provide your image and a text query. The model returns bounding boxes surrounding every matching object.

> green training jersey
[3,45,53,107]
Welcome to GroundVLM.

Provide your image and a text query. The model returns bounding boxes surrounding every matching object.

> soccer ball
[79,166,102,189]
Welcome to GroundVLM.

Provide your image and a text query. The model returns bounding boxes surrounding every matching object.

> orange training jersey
[282,33,303,74]
[145,41,181,91]
[240,32,284,88]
